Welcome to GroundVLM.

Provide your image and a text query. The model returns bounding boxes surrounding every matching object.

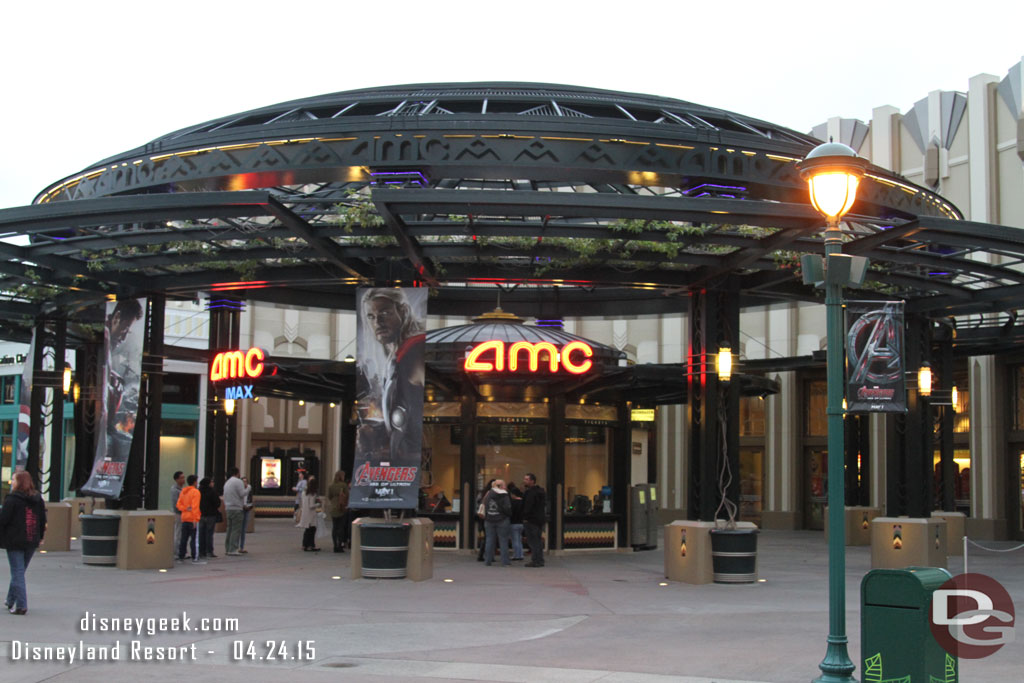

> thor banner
[845,300,906,413]
[351,287,427,509]
[81,299,147,498]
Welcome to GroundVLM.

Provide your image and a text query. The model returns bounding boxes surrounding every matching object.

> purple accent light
[370,170,429,186]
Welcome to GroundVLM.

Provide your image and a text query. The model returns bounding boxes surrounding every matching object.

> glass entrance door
[805,448,827,530]
[740,447,764,527]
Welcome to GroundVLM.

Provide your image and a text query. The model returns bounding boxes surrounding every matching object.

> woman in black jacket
[197,478,220,559]
[1,471,47,615]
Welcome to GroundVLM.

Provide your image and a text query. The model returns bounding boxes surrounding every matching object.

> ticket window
[740,447,764,527]
[565,424,610,514]
[420,423,460,513]
[474,423,548,499]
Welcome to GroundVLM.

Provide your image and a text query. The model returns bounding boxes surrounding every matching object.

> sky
[0,0,1020,210]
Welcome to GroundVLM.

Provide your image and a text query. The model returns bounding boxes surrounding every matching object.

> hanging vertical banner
[81,299,147,498]
[351,288,427,509]
[845,300,906,413]
[14,331,37,472]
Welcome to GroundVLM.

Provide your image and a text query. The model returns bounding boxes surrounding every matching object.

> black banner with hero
[80,299,147,498]
[351,288,427,509]
[845,300,906,413]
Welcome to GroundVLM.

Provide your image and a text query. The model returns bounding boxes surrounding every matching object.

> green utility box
[861,567,957,682]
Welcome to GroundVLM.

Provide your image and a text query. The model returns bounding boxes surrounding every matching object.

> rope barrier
[962,536,1024,576]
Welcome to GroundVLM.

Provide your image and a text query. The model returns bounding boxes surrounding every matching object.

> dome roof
[131,81,817,159]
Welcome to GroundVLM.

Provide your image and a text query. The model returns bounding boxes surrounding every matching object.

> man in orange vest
[175,475,204,564]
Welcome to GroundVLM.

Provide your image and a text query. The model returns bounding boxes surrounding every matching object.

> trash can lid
[862,567,952,607]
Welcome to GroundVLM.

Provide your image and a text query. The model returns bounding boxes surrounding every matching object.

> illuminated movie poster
[845,300,906,413]
[260,458,281,489]
[81,299,147,498]
[352,287,427,509]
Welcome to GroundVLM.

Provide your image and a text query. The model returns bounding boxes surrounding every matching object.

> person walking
[197,477,219,559]
[222,467,246,556]
[299,476,322,552]
[170,471,184,561]
[0,471,47,615]
[482,479,511,567]
[239,477,253,554]
[175,475,204,564]
[521,473,546,567]
[326,471,349,553]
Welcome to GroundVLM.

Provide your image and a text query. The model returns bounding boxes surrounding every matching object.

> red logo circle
[929,573,1015,659]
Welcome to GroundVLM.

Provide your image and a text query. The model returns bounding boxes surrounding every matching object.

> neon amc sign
[211,347,269,382]
[464,341,594,374]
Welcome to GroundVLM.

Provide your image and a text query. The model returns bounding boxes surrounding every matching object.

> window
[805,380,827,436]
[740,396,766,436]
[420,424,459,513]
[565,424,610,514]
[0,376,17,405]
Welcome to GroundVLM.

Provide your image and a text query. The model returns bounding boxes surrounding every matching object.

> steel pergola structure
[0,82,1018,351]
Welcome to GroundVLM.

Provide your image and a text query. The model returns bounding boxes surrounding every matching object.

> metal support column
[458,385,476,551]
[47,319,67,501]
[550,393,566,550]
[143,295,165,509]
[936,325,955,512]
[26,319,46,488]
[205,297,241,487]
[886,315,933,518]
[686,279,740,522]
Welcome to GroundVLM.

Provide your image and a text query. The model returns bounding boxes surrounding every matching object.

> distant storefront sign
[631,408,655,422]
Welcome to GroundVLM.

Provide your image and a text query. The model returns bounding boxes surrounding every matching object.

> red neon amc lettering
[464,340,593,374]
[211,347,266,382]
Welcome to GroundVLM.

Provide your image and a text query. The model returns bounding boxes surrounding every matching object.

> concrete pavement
[1,519,1021,682]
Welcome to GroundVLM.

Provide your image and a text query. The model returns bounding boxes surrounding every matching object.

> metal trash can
[360,523,411,579]
[861,567,957,682]
[709,528,758,583]
[81,514,121,565]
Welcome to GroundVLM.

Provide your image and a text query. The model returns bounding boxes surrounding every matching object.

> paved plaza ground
[1,519,1021,682]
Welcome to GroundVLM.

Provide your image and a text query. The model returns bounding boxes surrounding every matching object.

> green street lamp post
[797,142,868,683]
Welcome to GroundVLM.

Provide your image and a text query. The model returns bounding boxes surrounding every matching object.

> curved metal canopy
[0,82,1019,352]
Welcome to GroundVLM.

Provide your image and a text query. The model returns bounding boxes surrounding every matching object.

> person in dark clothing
[476,479,495,562]
[482,479,512,567]
[197,477,220,559]
[0,471,47,615]
[521,472,547,567]
[507,481,525,561]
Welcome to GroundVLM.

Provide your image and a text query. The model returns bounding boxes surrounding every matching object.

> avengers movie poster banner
[14,330,37,472]
[845,300,906,413]
[81,299,147,498]
[352,287,427,509]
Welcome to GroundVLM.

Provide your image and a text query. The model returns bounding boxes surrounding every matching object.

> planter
[81,514,120,565]
[709,528,758,584]
[359,523,411,579]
